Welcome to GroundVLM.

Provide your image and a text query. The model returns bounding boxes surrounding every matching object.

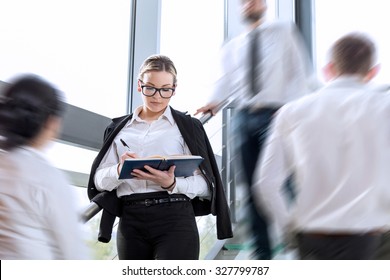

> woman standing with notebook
[88,55,232,260]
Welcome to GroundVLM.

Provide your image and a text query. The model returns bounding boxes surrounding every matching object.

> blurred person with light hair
[195,0,315,259]
[0,74,89,259]
[253,32,390,259]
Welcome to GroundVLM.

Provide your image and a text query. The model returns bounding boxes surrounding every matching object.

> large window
[0,0,131,118]
[314,0,390,85]
[159,0,225,115]
[0,0,132,182]
[0,1,132,259]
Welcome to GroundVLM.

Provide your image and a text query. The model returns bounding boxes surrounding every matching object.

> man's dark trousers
[234,107,279,260]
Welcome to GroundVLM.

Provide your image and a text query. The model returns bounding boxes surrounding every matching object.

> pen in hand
[120,138,131,152]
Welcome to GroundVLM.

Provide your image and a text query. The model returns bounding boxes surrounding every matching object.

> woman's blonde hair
[138,54,177,84]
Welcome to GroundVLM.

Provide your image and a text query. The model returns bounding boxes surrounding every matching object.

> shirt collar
[19,145,47,161]
[328,75,367,88]
[128,106,175,126]
[243,20,271,37]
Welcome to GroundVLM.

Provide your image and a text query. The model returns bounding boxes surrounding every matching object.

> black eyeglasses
[139,80,175,99]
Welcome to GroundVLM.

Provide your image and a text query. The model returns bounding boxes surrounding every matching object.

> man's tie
[249,29,261,96]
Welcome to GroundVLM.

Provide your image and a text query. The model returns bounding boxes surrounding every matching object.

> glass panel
[159,0,225,115]
[314,0,390,84]
[0,0,131,117]
[46,142,98,174]
[267,0,277,20]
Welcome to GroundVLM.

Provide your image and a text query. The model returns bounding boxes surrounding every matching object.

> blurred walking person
[0,74,89,259]
[195,0,314,259]
[254,33,390,259]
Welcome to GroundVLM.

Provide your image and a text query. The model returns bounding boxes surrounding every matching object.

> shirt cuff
[169,177,196,199]
[94,164,123,192]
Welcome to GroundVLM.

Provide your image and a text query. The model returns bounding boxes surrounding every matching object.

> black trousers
[117,192,199,260]
[297,232,382,260]
[234,108,281,260]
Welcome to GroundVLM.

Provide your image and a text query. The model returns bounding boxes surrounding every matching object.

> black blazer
[87,107,233,242]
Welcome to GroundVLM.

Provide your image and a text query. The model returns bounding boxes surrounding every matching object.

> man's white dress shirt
[255,76,390,234]
[209,20,315,110]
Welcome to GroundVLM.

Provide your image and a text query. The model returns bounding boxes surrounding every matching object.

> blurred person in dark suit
[0,74,89,259]
[254,32,390,259]
[195,0,315,259]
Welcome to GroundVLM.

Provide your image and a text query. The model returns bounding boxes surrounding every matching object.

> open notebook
[118,155,204,179]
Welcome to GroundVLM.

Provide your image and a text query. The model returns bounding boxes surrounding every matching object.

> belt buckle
[144,199,153,207]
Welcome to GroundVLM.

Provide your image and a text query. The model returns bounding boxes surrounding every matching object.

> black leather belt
[122,196,190,207]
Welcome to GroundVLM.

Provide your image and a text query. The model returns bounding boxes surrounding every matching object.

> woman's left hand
[131,165,176,189]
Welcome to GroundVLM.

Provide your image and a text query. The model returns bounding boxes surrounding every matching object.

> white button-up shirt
[209,20,316,110]
[254,76,390,234]
[94,106,210,199]
[0,147,89,259]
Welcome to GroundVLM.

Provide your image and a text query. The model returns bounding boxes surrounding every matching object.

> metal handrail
[80,100,231,223]
[80,201,102,223]
[198,99,231,124]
